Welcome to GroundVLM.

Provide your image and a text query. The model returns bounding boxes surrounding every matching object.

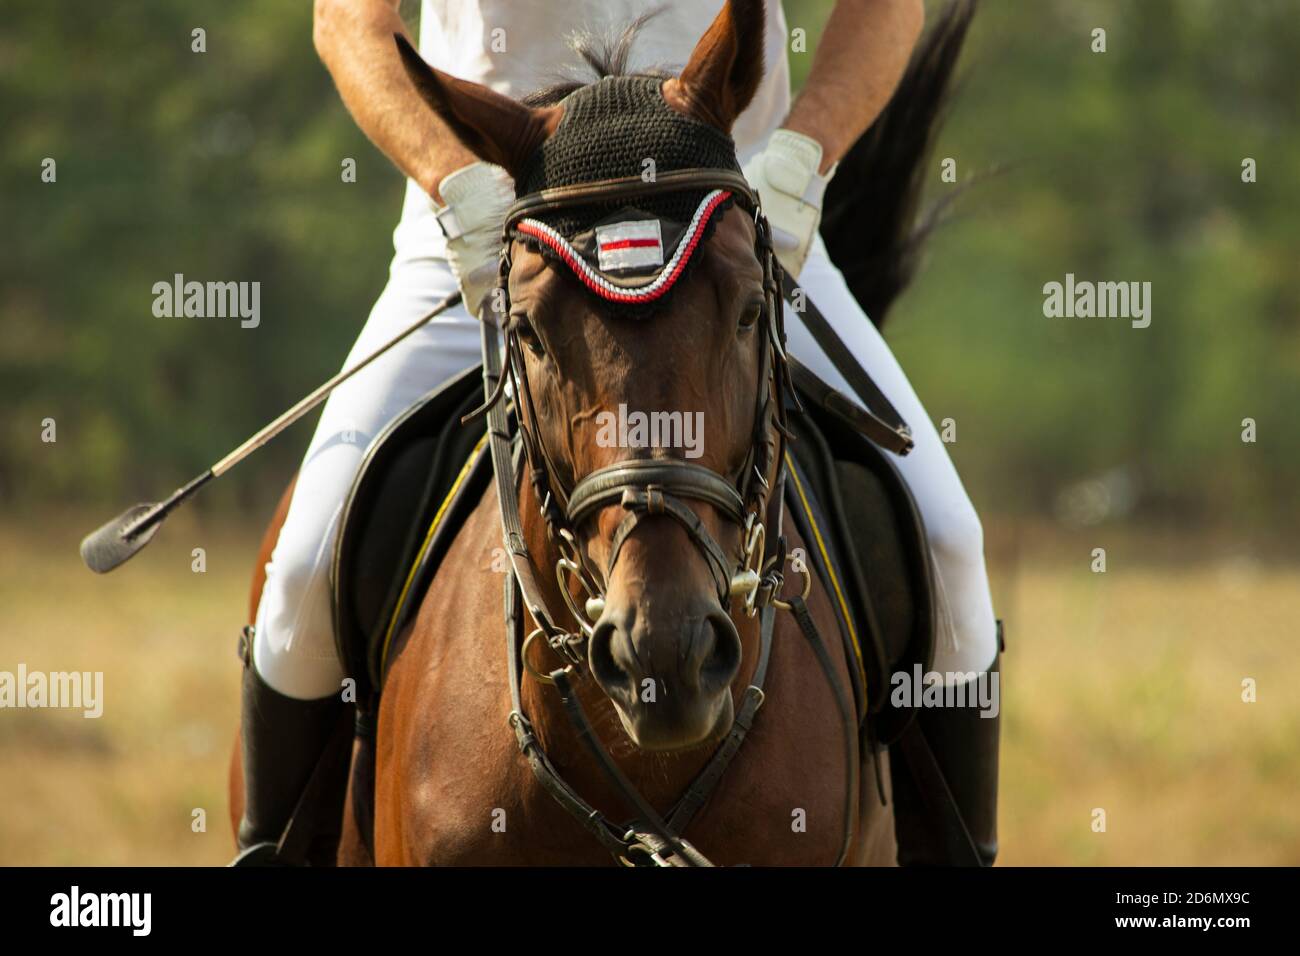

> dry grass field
[1,511,1296,865]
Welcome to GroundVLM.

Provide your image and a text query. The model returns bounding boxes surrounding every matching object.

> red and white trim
[515,189,731,304]
[595,219,663,271]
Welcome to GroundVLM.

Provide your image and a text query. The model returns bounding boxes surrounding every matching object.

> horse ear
[394,34,561,181]
[663,0,765,131]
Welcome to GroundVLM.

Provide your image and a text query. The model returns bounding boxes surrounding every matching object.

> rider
[236,0,1000,862]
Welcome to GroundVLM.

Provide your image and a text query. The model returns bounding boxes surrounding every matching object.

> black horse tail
[819,0,976,328]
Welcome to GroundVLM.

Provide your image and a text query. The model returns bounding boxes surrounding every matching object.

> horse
[230,0,976,866]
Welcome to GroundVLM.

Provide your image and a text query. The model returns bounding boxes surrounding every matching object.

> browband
[514,189,730,304]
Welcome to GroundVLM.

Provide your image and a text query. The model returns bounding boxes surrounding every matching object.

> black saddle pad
[331,364,490,703]
[784,391,936,744]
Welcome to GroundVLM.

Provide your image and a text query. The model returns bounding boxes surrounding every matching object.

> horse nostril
[588,618,629,693]
[698,607,742,692]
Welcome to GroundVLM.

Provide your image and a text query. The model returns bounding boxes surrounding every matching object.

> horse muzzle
[587,573,741,752]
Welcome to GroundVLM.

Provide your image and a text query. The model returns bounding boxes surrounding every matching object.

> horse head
[397,0,781,752]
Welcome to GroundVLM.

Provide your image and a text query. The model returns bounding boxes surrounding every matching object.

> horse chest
[375,474,863,866]
[381,640,851,866]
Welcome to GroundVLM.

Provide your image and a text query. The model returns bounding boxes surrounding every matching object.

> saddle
[783,365,935,743]
[330,360,935,738]
[330,364,490,702]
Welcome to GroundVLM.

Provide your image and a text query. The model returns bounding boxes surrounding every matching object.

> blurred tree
[1,0,1296,533]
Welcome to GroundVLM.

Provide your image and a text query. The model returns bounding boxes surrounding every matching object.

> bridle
[477,167,803,646]
[469,165,823,866]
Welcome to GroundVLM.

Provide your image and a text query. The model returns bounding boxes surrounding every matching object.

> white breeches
[253,237,998,699]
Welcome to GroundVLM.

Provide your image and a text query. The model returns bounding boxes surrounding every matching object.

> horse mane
[820,0,978,328]
[522,10,673,108]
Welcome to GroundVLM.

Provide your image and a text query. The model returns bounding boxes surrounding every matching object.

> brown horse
[367,1,890,867]
[231,0,974,866]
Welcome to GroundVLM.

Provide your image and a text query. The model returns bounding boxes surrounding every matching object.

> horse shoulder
[374,491,515,863]
[688,515,873,865]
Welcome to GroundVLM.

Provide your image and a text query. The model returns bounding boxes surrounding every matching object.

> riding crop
[79,290,464,573]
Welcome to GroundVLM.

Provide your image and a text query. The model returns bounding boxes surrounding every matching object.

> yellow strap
[784,452,868,707]
[377,433,489,677]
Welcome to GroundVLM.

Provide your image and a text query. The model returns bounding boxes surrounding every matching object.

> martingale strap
[665,591,775,835]
[787,595,859,867]
[504,566,777,867]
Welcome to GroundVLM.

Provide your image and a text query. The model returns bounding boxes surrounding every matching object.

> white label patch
[595,220,663,272]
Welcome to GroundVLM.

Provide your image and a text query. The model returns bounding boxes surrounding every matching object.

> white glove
[742,129,836,279]
[432,162,514,317]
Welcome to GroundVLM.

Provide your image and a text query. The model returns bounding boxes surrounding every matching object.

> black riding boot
[232,630,351,866]
[890,646,1002,866]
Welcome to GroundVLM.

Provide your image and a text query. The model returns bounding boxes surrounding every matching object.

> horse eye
[510,313,545,356]
[739,302,763,330]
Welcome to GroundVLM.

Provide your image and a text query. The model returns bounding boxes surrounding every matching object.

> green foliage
[2,4,402,506]
[1,1,1296,532]
[891,0,1300,529]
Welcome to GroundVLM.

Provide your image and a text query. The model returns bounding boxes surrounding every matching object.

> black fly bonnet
[511,75,744,310]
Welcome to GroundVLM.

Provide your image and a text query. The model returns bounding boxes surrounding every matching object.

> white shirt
[394,0,791,256]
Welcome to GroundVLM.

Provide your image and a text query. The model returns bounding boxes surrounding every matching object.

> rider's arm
[313,0,476,200]
[781,0,925,173]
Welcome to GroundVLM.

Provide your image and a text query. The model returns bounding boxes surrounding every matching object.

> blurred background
[1,0,1296,864]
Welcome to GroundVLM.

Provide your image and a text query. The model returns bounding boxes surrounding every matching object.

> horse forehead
[505,241,561,301]
[706,207,763,280]
[661,206,763,303]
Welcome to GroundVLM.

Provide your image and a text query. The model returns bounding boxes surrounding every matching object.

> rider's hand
[432,161,514,317]
[742,129,836,279]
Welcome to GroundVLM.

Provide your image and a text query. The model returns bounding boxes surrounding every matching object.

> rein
[473,166,852,867]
